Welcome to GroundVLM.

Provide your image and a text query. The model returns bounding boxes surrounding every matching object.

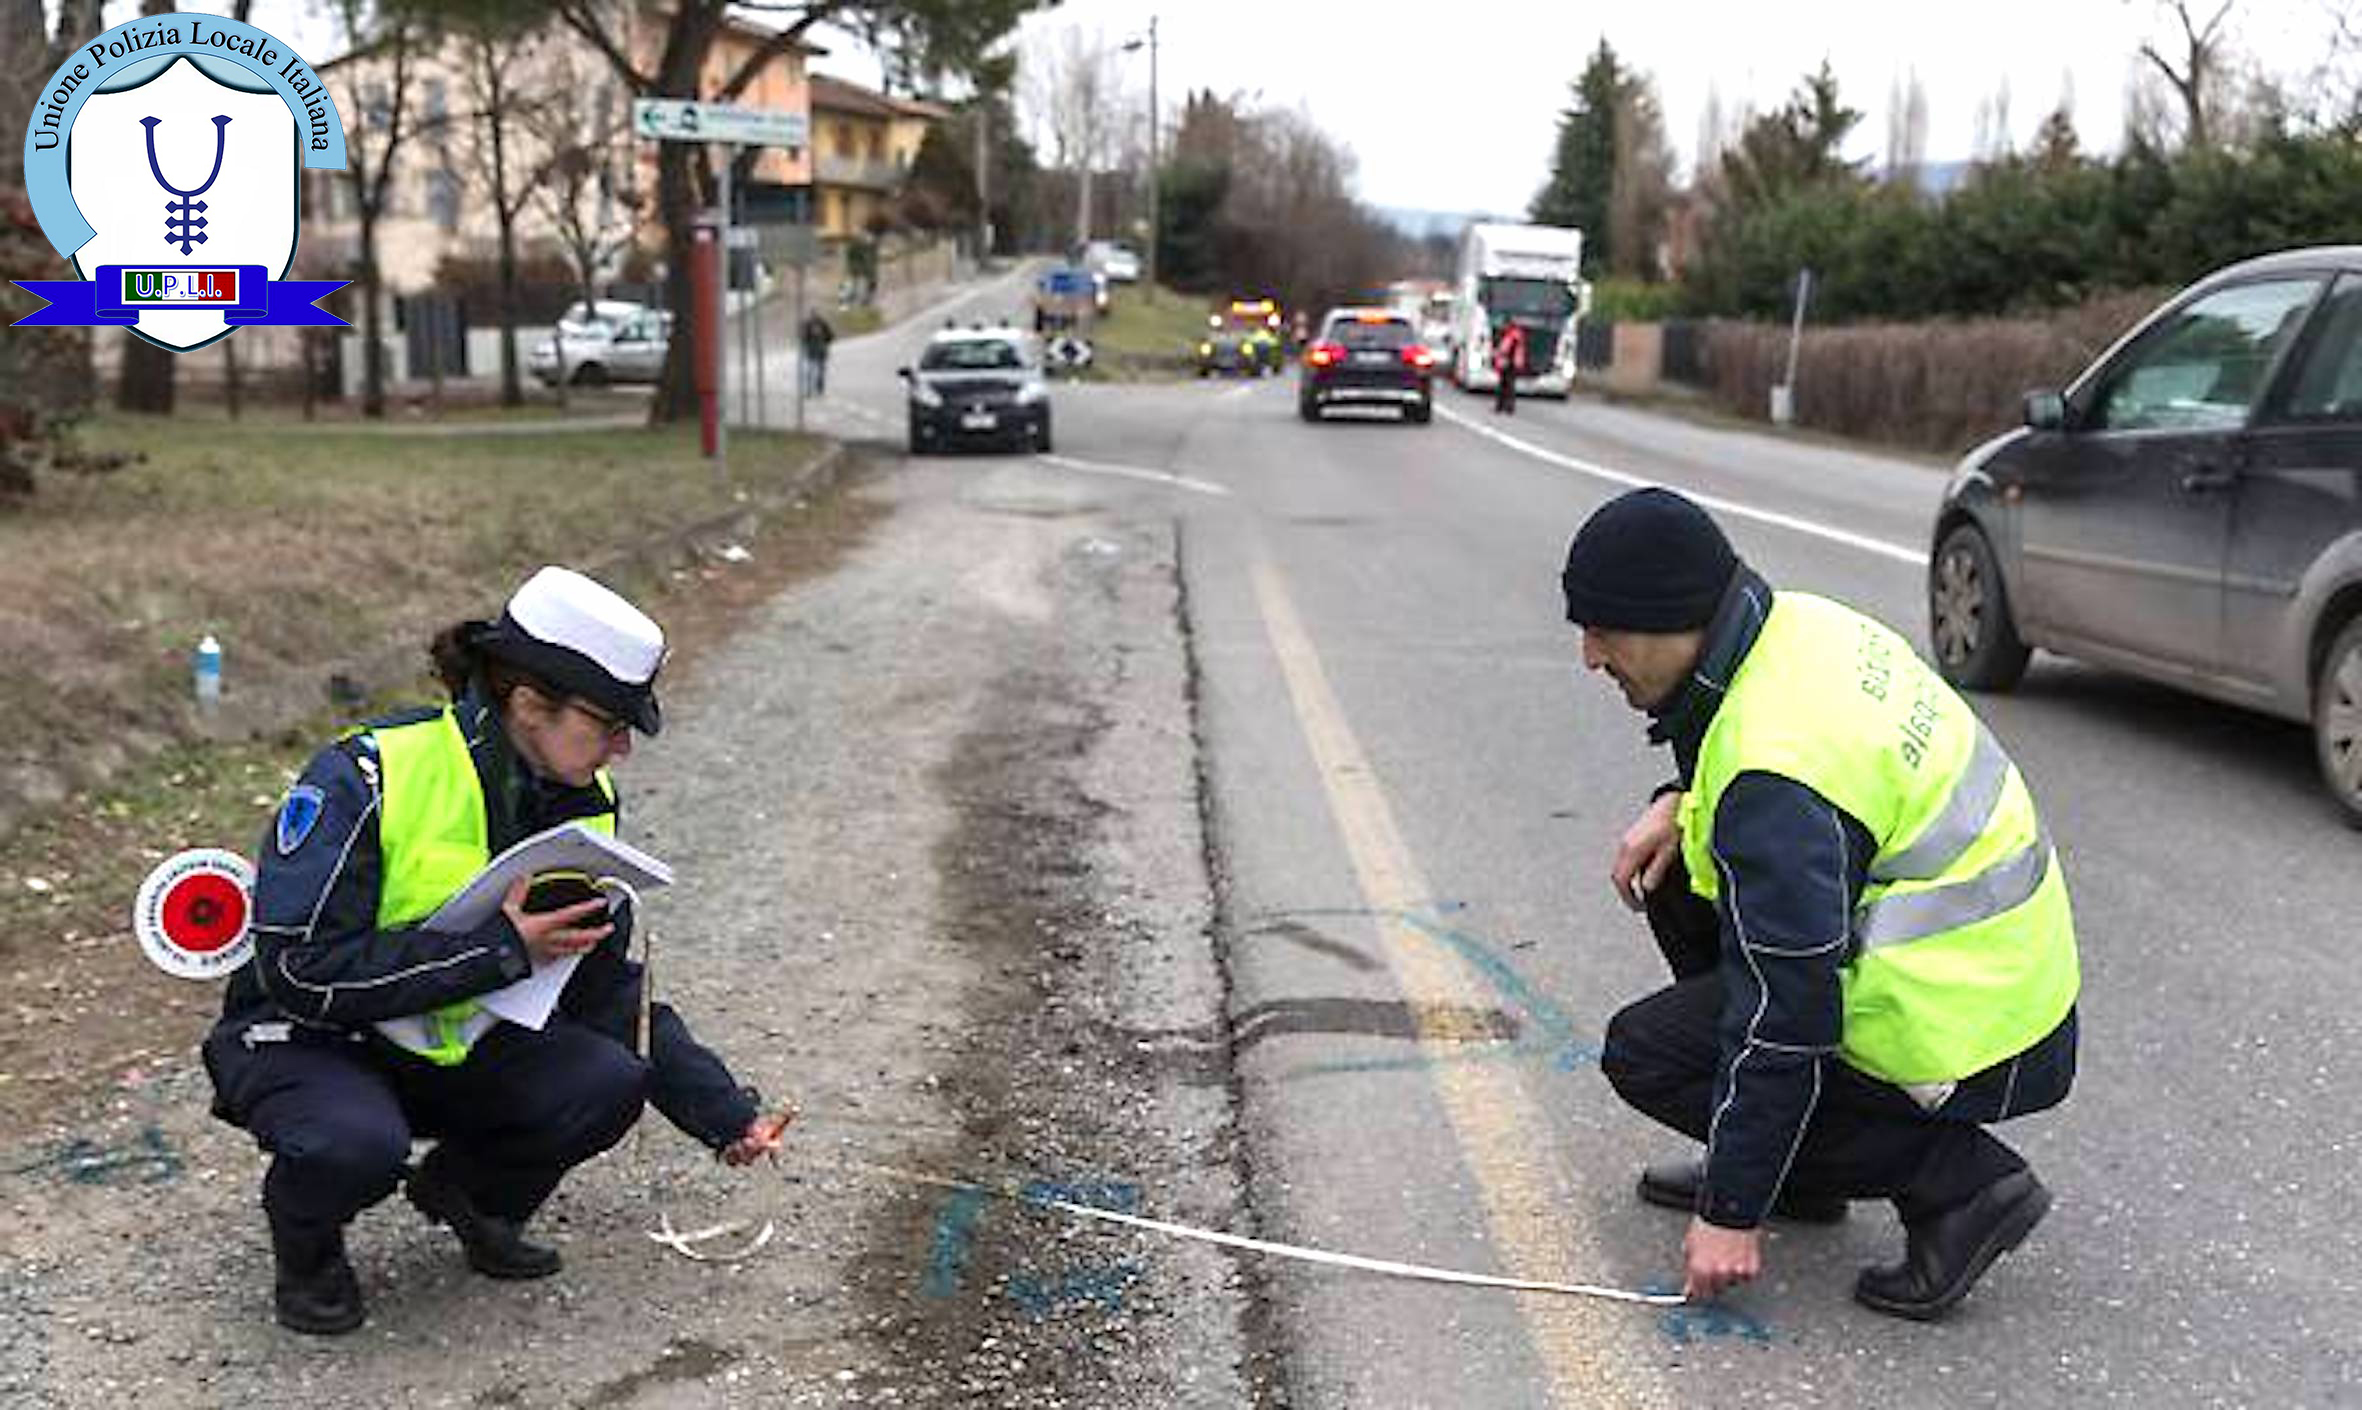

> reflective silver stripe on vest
[1856,831,2052,952]
[1869,724,2013,884]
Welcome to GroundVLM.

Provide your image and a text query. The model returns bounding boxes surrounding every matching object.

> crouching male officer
[1563,488,2079,1320]
[203,567,783,1334]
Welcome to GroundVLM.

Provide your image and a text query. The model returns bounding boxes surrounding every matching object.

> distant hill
[1375,205,1506,241]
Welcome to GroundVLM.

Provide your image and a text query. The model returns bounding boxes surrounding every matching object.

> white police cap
[486,566,666,734]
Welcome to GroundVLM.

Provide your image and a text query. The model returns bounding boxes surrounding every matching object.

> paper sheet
[375,822,672,1043]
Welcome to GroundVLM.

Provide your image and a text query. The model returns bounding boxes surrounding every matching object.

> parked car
[1297,307,1436,424]
[899,326,1052,454]
[530,306,669,387]
[1083,239,1142,284]
[1927,245,2362,824]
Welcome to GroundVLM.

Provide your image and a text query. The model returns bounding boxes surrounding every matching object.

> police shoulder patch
[275,784,327,856]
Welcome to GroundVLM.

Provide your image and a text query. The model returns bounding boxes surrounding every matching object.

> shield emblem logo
[67,55,298,352]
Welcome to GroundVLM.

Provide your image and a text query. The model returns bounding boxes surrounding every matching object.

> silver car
[530,307,669,387]
[1929,246,2362,825]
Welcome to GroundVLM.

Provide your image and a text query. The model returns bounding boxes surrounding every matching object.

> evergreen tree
[1529,40,1627,268]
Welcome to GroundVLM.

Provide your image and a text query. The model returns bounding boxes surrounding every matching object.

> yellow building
[809,73,946,239]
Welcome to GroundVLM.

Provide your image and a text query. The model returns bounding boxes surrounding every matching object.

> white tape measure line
[842,1159,1686,1307]
[648,1213,777,1263]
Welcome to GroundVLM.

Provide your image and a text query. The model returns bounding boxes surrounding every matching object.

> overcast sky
[49,0,2341,219]
[889,0,2343,218]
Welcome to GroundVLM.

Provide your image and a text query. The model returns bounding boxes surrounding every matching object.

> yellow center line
[1250,555,1667,1410]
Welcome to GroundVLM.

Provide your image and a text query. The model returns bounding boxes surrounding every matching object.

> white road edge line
[1035,453,1232,497]
[1436,402,1928,568]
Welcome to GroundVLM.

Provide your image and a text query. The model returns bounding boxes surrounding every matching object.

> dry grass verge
[0,416,824,838]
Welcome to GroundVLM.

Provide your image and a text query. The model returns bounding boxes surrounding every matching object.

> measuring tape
[830,1157,1685,1307]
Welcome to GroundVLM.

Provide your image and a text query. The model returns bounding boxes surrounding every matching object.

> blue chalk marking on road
[920,1176,1144,1309]
[1268,905,1601,1077]
[921,1188,990,1299]
[7,1126,183,1186]
[1019,1179,1139,1213]
[1008,1264,1142,1319]
[1643,1282,1776,1347]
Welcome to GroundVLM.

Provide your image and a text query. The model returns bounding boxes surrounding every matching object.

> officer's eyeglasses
[567,699,632,742]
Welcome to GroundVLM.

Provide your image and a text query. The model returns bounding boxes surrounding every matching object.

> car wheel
[1928,521,2031,692]
[1407,399,1433,425]
[1298,395,1319,423]
[572,362,609,388]
[2314,614,2362,828]
[1034,416,1053,454]
[907,415,929,456]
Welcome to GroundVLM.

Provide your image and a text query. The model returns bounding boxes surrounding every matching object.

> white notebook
[376,822,672,1045]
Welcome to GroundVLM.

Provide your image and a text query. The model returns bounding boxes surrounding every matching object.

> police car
[898,326,1053,454]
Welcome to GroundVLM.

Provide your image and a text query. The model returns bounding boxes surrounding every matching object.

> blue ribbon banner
[13,265,346,327]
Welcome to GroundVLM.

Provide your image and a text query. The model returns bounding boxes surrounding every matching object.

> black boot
[1636,1159,1847,1224]
[269,1215,364,1335]
[1854,1169,2052,1321]
[405,1160,563,1280]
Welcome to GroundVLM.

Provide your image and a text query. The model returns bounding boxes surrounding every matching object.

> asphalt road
[795,281,2361,1409]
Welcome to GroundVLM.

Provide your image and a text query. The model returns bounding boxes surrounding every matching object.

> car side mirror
[2023,390,2066,432]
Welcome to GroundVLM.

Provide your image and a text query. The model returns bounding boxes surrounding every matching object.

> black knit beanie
[1560,488,1739,631]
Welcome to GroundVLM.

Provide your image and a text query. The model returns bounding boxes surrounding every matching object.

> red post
[690,227,720,457]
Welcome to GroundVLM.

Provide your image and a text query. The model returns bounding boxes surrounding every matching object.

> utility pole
[1125,17,1160,301]
[1138,15,1147,302]
[974,97,991,265]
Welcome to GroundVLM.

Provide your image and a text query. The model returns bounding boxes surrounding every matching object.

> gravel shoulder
[0,451,1256,1408]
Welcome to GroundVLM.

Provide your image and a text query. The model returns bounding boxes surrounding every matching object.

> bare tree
[524,50,644,332]
[1972,77,2015,162]
[1022,22,1124,247]
[1608,81,1674,280]
[2134,0,2238,148]
[456,6,550,405]
[329,0,427,417]
[1884,71,1928,180]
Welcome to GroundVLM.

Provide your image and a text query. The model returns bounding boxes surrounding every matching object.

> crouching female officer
[202,566,784,1335]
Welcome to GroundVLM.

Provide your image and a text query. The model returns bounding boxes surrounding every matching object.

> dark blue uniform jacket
[209,690,757,1151]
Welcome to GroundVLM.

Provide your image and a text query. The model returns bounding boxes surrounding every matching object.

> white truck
[1450,222,1590,395]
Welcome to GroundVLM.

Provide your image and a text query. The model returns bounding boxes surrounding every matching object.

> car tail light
[1306,341,1345,367]
[1403,345,1435,369]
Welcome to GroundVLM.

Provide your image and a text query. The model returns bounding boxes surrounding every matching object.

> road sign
[632,99,808,149]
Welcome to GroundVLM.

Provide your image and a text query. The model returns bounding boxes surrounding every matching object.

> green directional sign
[631,99,807,149]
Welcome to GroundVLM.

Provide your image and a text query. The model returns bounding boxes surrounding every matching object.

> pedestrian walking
[1562,488,2078,1320]
[800,310,835,396]
[201,567,787,1336]
[1491,318,1528,415]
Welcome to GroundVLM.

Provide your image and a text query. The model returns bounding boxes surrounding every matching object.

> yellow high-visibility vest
[370,708,613,1066]
[1678,594,2079,1085]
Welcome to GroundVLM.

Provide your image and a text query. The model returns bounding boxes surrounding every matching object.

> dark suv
[900,328,1052,454]
[1298,308,1435,424]
[1928,246,2362,824]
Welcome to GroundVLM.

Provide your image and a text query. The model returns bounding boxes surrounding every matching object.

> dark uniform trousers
[1602,862,2077,1221]
[205,1017,646,1233]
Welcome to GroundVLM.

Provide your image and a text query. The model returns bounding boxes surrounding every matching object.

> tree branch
[718,3,838,101]
[554,0,654,93]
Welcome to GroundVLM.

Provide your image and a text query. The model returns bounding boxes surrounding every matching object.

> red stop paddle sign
[133,849,256,979]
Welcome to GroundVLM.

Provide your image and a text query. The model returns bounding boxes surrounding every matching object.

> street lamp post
[1124,16,1159,301]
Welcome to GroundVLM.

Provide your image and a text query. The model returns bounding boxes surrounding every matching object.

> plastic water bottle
[193,634,222,709]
